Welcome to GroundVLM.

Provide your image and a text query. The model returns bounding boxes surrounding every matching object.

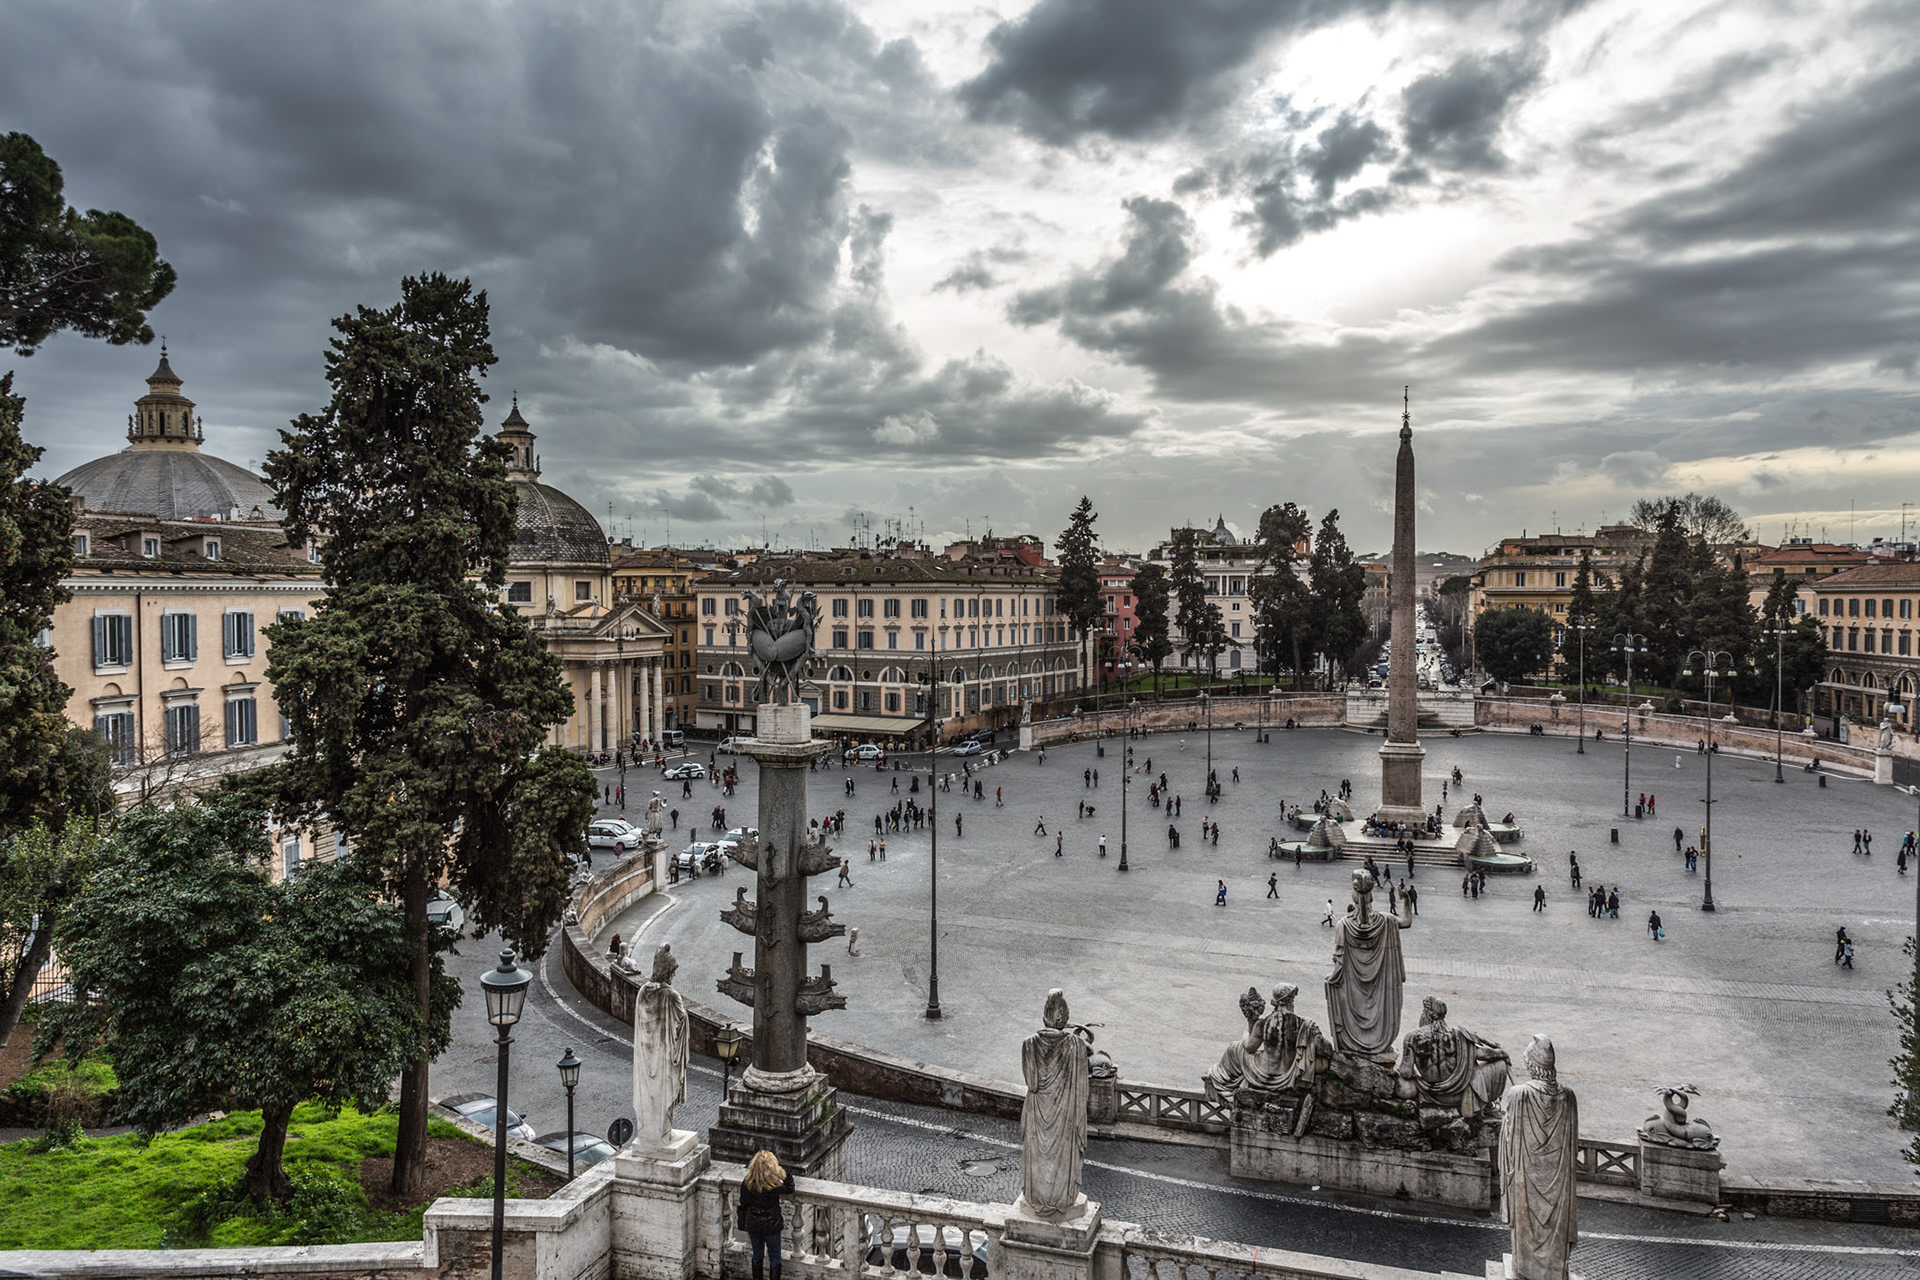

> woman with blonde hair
[739,1149,795,1280]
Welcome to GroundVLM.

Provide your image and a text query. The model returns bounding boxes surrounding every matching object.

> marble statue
[1396,997,1509,1116]
[1019,989,1091,1218]
[1498,1036,1579,1280]
[1204,984,1322,1102]
[1880,720,1896,752]
[633,944,690,1148]
[1641,1084,1717,1149]
[1324,869,1413,1062]
[743,581,821,705]
[644,791,667,840]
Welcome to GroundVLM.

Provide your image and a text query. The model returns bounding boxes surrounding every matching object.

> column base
[1001,1196,1102,1280]
[611,1137,710,1280]
[708,1072,850,1179]
[1376,739,1427,825]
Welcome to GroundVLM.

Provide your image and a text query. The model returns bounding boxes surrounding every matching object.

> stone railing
[1115,1227,1468,1280]
[1112,1083,1231,1134]
[1032,695,1347,749]
[573,843,659,941]
[1574,1138,1638,1188]
[1475,696,1877,777]
[709,1169,1001,1280]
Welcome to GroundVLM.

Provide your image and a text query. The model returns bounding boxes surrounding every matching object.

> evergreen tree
[1169,528,1211,677]
[260,275,597,1195]
[1638,508,1694,685]
[1890,938,1920,1155]
[1128,563,1173,693]
[1597,551,1649,686]
[1556,550,1599,678]
[1,132,176,356]
[50,796,428,1201]
[1249,503,1314,689]
[1308,510,1369,685]
[1055,498,1102,695]
[1476,606,1555,684]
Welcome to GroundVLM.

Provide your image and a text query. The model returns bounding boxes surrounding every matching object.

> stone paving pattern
[626,727,1920,1183]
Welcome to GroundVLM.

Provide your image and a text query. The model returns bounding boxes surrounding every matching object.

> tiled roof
[72,512,317,575]
[700,557,1058,587]
[1811,562,1920,587]
[511,480,609,566]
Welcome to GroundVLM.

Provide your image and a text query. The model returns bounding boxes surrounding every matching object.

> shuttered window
[161,612,197,663]
[165,703,201,755]
[94,711,135,765]
[223,611,255,659]
[92,614,132,668]
[225,697,258,747]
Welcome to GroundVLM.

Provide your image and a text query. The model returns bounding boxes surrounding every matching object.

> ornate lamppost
[1685,648,1734,912]
[715,1022,743,1098]
[1120,698,1137,872]
[1573,623,1589,754]
[1611,633,1648,817]
[1766,621,1793,783]
[1200,690,1213,803]
[556,1048,581,1183]
[480,950,532,1280]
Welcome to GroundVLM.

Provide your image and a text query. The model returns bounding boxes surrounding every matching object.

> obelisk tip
[1400,386,1412,441]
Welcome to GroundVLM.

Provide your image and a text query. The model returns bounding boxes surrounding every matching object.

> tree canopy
[259,274,595,1194]
[1127,562,1173,690]
[1629,492,1750,546]
[1249,503,1314,688]
[1055,497,1102,692]
[49,796,433,1202]
[0,133,175,356]
[1476,606,1555,684]
[1308,509,1369,684]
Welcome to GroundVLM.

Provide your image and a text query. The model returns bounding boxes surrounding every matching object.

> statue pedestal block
[1638,1140,1723,1205]
[610,1136,710,1280]
[1230,1123,1495,1211]
[709,1071,850,1179]
[1488,1256,1581,1280]
[756,701,811,745]
[1000,1197,1102,1280]
[1375,740,1427,826]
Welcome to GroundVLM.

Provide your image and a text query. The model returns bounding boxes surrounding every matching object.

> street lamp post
[480,950,532,1280]
[926,662,947,1020]
[1767,622,1790,783]
[1685,649,1734,912]
[1897,777,1920,1120]
[1120,698,1137,871]
[1612,633,1648,817]
[1200,690,1213,802]
[715,1022,743,1099]
[556,1048,581,1183]
[1574,624,1589,755]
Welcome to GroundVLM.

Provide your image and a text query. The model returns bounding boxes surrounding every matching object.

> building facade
[1808,563,1920,734]
[1472,525,1652,658]
[1095,558,1139,689]
[691,557,1081,739]
[1144,519,1261,673]
[611,546,705,732]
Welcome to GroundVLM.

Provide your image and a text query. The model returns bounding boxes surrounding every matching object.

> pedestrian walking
[1323,899,1336,927]
[1836,926,1852,964]
[1607,887,1620,919]
[1035,816,1047,836]
[1388,881,1399,914]
[869,839,877,861]
[954,812,962,837]
[1532,885,1546,912]
[838,859,853,887]
[1215,880,1228,907]
[1462,872,1471,897]
[1865,829,1874,855]
[1902,844,1910,875]
[1085,768,1092,788]
[1055,831,1063,857]
[1405,882,1418,915]
[1648,910,1663,940]
[1854,829,1864,855]
[879,837,887,861]
[1673,826,1683,853]
[1093,769,1100,787]
[996,787,1003,807]
[1211,821,1220,846]
[1267,872,1279,898]
[1099,834,1108,858]
[1168,824,1179,848]
[1569,853,1582,888]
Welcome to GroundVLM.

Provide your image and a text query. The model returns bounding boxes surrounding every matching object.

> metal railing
[1575,1138,1639,1187]
[1115,1085,1231,1133]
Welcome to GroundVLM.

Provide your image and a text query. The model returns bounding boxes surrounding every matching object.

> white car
[586,818,642,853]
[664,762,706,780]
[951,740,985,757]
[843,743,885,761]
[717,736,751,754]
[723,827,759,845]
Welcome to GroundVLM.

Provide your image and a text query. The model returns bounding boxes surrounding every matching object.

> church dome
[53,348,282,520]
[497,399,607,566]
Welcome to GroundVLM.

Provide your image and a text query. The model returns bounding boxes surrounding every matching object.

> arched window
[1030,660,1045,674]
[827,665,854,681]
[721,661,745,678]
[980,665,995,680]
[879,667,906,683]
[950,667,968,683]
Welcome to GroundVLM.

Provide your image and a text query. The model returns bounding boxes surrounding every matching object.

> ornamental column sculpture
[1376,387,1427,825]
[708,581,851,1177]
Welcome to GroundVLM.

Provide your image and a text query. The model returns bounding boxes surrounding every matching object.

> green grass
[0,1103,479,1250]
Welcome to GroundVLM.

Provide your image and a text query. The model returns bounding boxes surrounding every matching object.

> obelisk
[1375,389,1426,825]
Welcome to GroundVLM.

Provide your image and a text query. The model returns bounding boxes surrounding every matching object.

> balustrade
[711,1171,998,1280]
[1575,1138,1639,1187]
[1114,1084,1231,1133]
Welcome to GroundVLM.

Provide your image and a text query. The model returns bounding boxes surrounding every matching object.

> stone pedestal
[1019,723,1035,752]
[1488,1257,1581,1280]
[1086,1076,1119,1127]
[1638,1140,1723,1205]
[708,1068,850,1179]
[1000,1197,1102,1280]
[610,1134,710,1280]
[646,836,669,889]
[1231,1124,1495,1210]
[1375,740,1429,827]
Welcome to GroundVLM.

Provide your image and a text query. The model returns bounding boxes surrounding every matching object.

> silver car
[443,1092,535,1142]
[586,818,642,853]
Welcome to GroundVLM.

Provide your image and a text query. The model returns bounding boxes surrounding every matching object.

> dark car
[963,729,996,745]
[533,1130,617,1169]
[441,1091,534,1142]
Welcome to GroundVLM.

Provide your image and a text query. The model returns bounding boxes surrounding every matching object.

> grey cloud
[654,489,729,523]
[692,474,797,508]
[934,242,1031,294]
[958,0,1388,144]
[1597,450,1670,487]
[1399,48,1543,175]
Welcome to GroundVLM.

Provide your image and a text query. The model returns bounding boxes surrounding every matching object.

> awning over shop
[809,713,928,737]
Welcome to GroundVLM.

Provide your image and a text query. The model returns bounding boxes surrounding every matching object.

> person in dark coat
[739,1150,795,1280]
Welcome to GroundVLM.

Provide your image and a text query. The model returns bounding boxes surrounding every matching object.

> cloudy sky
[7,0,1919,556]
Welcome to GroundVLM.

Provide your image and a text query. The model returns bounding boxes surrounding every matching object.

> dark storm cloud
[1397,47,1543,176]
[693,474,798,508]
[1232,114,1399,257]
[653,489,730,523]
[958,0,1388,144]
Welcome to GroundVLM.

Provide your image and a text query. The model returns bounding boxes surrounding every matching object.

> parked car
[664,762,707,780]
[586,818,642,853]
[963,729,996,745]
[426,889,465,938]
[843,743,885,761]
[950,740,985,757]
[674,842,718,876]
[660,729,686,750]
[722,827,759,846]
[533,1131,618,1169]
[717,736,751,754]
[443,1092,534,1142]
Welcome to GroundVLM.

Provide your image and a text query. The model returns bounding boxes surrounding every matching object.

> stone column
[709,702,850,1177]
[652,660,666,739]
[591,663,604,756]
[1376,391,1426,825]
[635,659,649,748]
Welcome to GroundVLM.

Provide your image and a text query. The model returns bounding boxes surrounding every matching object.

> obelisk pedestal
[1374,392,1427,827]
[708,700,851,1178]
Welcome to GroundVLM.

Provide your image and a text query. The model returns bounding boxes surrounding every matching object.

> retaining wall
[1475,697,1877,777]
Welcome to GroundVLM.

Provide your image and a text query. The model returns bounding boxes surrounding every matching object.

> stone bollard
[1638,1138,1723,1205]
[1087,1075,1119,1126]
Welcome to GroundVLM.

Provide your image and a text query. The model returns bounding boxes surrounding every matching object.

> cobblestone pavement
[617,728,1920,1181]
[430,927,1920,1280]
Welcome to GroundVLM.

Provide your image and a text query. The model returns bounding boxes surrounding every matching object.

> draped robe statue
[1019,989,1091,1218]
[1204,984,1322,1101]
[633,944,691,1148]
[1324,870,1413,1062]
[1396,996,1510,1116]
[1499,1036,1579,1280]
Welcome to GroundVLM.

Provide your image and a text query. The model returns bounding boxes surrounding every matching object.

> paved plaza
[615,726,1920,1184]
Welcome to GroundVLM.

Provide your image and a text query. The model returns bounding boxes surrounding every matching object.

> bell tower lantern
[498,395,540,481]
[126,342,203,451]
